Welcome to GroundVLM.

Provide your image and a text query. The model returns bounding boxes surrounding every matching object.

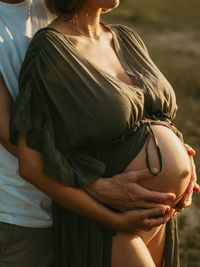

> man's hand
[115,205,175,234]
[85,168,176,211]
[175,144,200,212]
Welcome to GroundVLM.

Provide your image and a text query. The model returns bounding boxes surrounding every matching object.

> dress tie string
[145,122,163,176]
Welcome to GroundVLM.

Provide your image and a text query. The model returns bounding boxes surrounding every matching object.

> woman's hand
[114,206,175,234]
[85,168,176,211]
[175,144,200,212]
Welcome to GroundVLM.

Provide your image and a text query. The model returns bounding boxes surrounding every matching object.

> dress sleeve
[116,24,150,56]
[9,29,106,188]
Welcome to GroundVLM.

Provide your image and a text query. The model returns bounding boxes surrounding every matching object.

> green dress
[10,24,180,267]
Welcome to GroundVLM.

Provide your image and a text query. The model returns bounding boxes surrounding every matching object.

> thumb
[129,168,159,182]
[194,183,200,193]
[184,144,195,156]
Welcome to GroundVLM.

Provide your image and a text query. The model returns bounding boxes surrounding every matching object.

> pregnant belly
[125,125,191,206]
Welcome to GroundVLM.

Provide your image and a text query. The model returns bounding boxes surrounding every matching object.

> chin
[107,0,119,8]
[101,0,119,12]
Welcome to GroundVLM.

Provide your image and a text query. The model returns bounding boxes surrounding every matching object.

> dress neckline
[42,24,140,90]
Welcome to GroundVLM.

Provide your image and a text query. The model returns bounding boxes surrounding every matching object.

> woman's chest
[73,36,135,87]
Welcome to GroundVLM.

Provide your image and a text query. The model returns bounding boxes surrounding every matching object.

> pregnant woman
[9,0,198,266]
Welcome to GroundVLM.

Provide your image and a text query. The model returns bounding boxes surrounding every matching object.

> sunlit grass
[109,0,200,29]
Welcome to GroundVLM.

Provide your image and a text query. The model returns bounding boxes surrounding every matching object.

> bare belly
[111,125,191,266]
[125,125,191,206]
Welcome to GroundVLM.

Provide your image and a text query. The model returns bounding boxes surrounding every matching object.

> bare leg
[111,224,166,267]
[147,224,166,267]
[111,231,156,267]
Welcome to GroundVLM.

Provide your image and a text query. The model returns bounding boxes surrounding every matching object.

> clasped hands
[85,144,199,234]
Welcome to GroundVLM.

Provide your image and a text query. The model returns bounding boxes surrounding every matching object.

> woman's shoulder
[110,23,138,35]
[108,23,149,54]
[22,27,66,69]
[19,28,64,88]
[30,27,62,49]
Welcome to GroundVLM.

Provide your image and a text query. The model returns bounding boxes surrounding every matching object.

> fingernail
[169,194,176,200]
[152,168,159,174]
[162,205,170,214]
[159,206,166,213]
[195,184,200,193]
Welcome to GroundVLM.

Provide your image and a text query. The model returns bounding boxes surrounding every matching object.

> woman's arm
[17,134,173,234]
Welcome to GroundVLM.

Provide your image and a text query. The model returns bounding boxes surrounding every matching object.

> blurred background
[102,0,200,266]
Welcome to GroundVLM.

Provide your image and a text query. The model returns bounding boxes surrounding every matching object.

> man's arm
[0,74,17,156]
[86,145,200,212]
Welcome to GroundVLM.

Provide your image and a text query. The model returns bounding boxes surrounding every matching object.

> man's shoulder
[32,0,45,8]
[32,0,55,21]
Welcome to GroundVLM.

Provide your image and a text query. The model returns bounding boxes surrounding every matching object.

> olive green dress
[10,24,181,267]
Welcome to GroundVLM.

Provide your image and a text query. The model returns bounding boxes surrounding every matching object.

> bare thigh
[111,223,166,267]
[147,224,166,267]
[111,232,156,267]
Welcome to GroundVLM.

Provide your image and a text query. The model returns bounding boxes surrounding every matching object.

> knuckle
[126,172,135,181]
[140,210,147,219]
[145,221,153,228]
[130,192,139,201]
[138,168,150,177]
[153,194,162,202]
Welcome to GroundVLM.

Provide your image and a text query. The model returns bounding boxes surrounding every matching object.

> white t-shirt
[0,0,54,228]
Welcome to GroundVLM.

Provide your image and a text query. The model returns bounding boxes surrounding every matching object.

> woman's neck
[68,7,102,38]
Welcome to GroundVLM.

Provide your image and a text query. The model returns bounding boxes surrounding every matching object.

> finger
[133,199,175,209]
[118,168,155,182]
[184,144,195,156]
[185,182,195,195]
[190,157,197,183]
[177,191,193,209]
[179,195,193,209]
[177,195,188,209]
[140,206,170,219]
[176,183,193,209]
[193,183,200,193]
[134,200,169,209]
[125,168,158,182]
[185,196,192,207]
[143,189,176,203]
[184,173,195,194]
[143,209,175,228]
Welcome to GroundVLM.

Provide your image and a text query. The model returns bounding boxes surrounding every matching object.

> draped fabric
[10,24,180,266]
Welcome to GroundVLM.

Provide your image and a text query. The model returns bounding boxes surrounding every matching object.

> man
[0,1,54,266]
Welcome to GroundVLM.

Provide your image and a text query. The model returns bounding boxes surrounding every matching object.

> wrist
[85,177,112,203]
[104,210,122,230]
[108,211,137,234]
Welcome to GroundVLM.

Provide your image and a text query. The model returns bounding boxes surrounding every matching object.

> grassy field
[103,1,200,266]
